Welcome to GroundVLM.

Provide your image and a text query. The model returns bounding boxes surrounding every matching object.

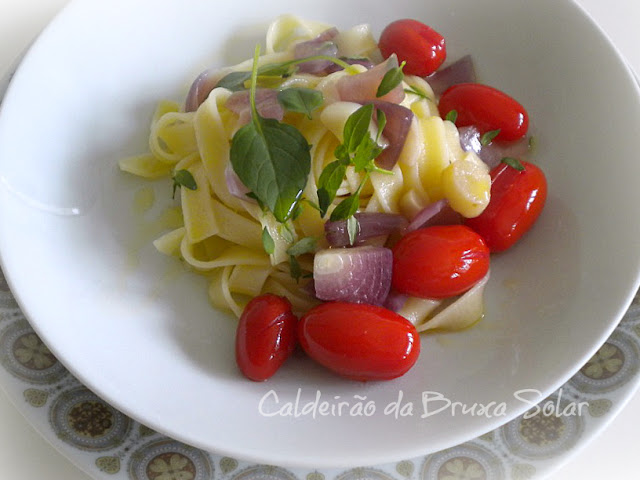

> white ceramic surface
[1,0,640,470]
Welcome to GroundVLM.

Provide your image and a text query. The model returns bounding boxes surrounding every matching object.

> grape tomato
[379,19,446,77]
[438,83,529,142]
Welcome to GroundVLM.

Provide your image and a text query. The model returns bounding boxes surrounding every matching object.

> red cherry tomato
[298,302,420,381]
[465,160,547,252]
[235,294,298,381]
[379,19,446,76]
[438,83,529,142]
[392,225,490,299]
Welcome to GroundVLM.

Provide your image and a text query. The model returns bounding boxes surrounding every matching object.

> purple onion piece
[458,126,483,156]
[294,28,339,74]
[185,69,221,112]
[407,199,462,232]
[383,290,408,312]
[302,279,317,298]
[459,125,530,170]
[313,246,392,306]
[325,212,408,247]
[225,88,284,125]
[426,55,476,97]
[368,100,414,170]
[336,55,404,104]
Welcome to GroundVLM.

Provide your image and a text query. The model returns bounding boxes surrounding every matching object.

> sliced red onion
[383,290,408,312]
[225,88,284,125]
[325,212,408,247]
[407,199,462,232]
[324,56,375,74]
[224,163,255,202]
[458,126,483,155]
[426,55,476,97]
[313,246,392,306]
[302,279,317,298]
[458,125,530,169]
[368,101,414,170]
[294,28,339,74]
[185,69,225,112]
[336,55,404,104]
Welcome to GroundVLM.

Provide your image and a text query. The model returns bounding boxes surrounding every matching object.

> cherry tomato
[392,225,490,299]
[465,160,547,252]
[438,83,529,142]
[379,19,446,77]
[298,302,420,381]
[235,294,298,381]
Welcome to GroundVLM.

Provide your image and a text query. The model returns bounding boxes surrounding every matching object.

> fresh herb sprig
[501,157,525,171]
[445,110,458,123]
[480,129,501,146]
[376,61,405,97]
[172,169,197,199]
[229,45,312,223]
[261,227,275,254]
[316,104,393,220]
[277,87,324,119]
[405,84,433,102]
[217,55,352,92]
[286,236,317,282]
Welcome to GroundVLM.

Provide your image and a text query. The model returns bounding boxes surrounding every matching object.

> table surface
[1,0,639,478]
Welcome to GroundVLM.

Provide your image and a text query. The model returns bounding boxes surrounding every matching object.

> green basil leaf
[334,143,350,165]
[277,88,324,119]
[172,169,197,198]
[317,188,331,218]
[258,62,297,78]
[289,255,302,283]
[480,129,501,146]
[501,157,525,171]
[317,160,347,217]
[215,71,252,91]
[376,109,387,143]
[445,110,458,124]
[347,215,359,246]
[173,169,197,190]
[290,202,304,221]
[343,103,374,154]
[262,227,275,254]
[329,193,360,222]
[286,236,317,256]
[404,85,432,101]
[231,118,310,222]
[352,135,383,173]
[278,222,295,244]
[376,65,404,97]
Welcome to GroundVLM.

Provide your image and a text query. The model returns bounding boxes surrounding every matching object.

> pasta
[119,15,493,332]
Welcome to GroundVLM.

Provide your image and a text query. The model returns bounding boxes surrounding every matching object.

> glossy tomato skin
[438,83,529,142]
[392,225,490,299]
[235,294,298,381]
[298,302,420,381]
[465,161,547,252]
[379,19,446,76]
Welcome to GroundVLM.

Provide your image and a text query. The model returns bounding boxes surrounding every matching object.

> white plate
[1,0,640,469]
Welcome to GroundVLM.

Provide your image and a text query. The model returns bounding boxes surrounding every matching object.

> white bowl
[1,0,640,469]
